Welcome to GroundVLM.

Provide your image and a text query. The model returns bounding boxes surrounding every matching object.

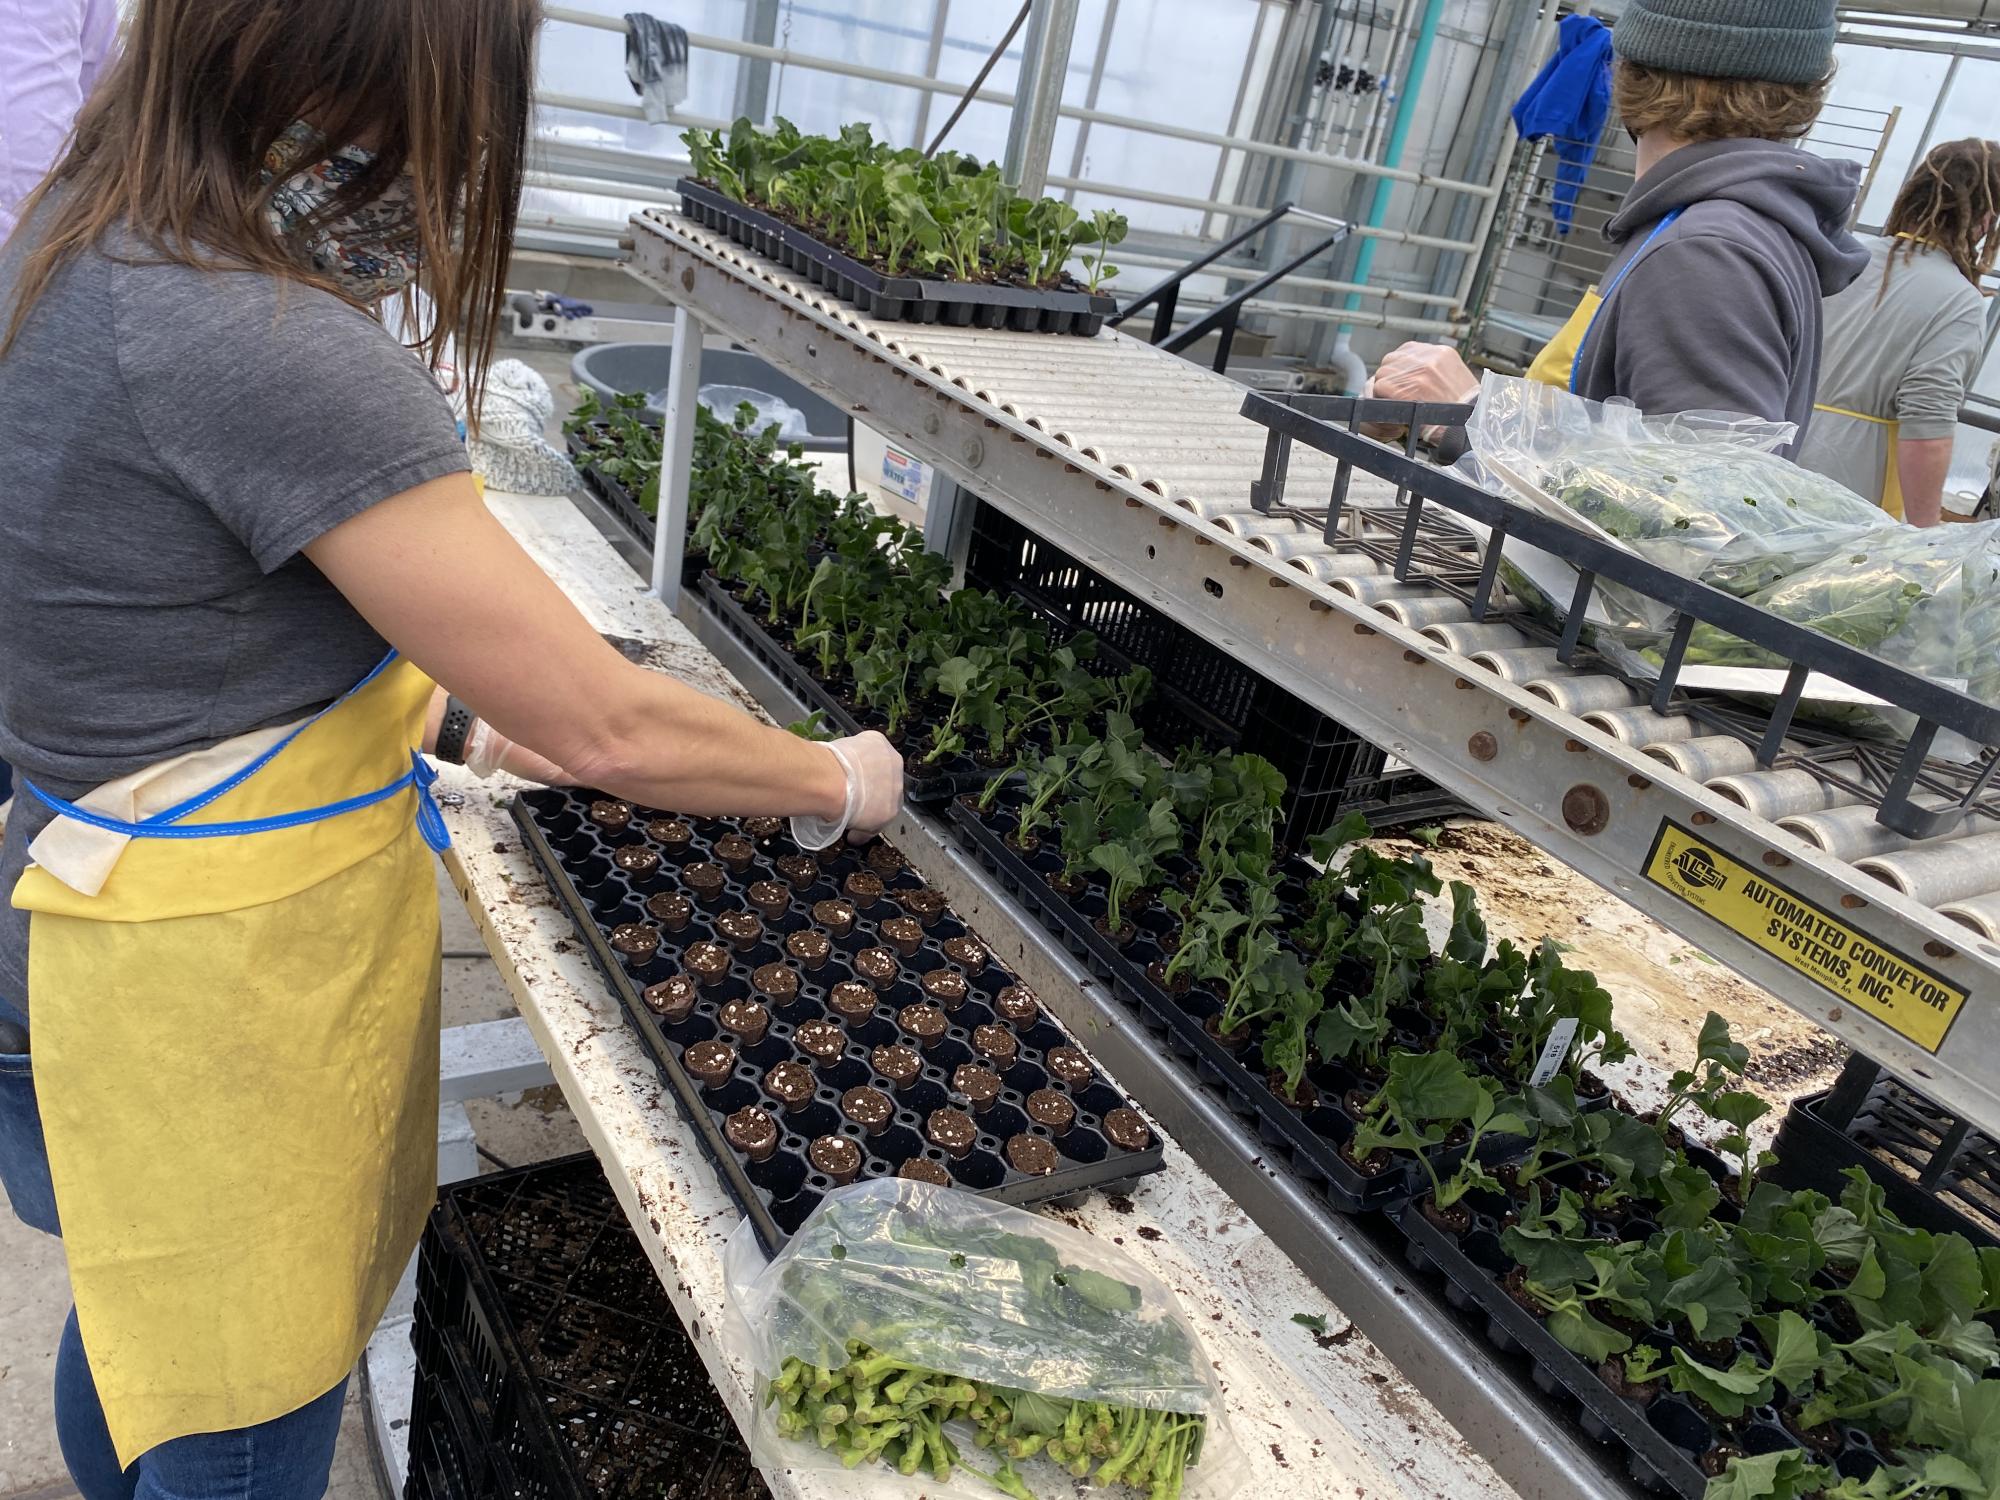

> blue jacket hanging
[1509,14,1613,235]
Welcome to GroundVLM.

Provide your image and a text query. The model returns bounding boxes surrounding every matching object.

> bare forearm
[307,476,846,820]
[1897,437,1954,528]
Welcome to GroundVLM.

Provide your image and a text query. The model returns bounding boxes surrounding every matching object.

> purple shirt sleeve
[0,0,119,243]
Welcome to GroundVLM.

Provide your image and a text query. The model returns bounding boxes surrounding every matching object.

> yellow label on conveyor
[1644,818,1969,1052]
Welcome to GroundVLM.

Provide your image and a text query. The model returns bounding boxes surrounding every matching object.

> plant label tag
[1529,1018,1580,1087]
[882,444,927,502]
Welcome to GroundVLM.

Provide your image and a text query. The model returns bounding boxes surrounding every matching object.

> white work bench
[408,482,1519,1500]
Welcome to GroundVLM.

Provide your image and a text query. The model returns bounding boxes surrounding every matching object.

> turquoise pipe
[1337,0,1450,335]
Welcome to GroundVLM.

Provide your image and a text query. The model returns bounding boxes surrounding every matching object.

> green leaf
[1848,1241,1887,1301]
[1695,1011,1748,1074]
[1704,1449,1834,1500]
[1759,1310,1823,1394]
[1545,1303,1632,1362]
[1291,1312,1328,1335]
[1443,881,1487,967]
[1664,1349,1769,1418]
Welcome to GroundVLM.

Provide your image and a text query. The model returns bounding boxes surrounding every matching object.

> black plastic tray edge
[941,798,1422,1215]
[1770,1089,1996,1250]
[1392,1202,1708,1500]
[564,427,665,556]
[676,179,1116,335]
[508,795,1168,1252]
[693,571,993,805]
[509,796,792,1256]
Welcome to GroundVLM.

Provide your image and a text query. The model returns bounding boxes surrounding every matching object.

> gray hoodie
[1571,138,1868,452]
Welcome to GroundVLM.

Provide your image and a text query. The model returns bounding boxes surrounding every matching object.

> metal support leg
[652,306,703,609]
[923,476,977,586]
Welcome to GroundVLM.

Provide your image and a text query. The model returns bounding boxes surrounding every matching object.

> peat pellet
[994,984,1039,1025]
[775,854,818,891]
[609,923,661,963]
[972,1024,1017,1067]
[1045,1046,1094,1089]
[865,842,905,877]
[743,815,783,842]
[843,871,884,909]
[785,929,833,971]
[899,1003,949,1050]
[645,817,693,854]
[716,910,764,952]
[764,1061,817,1113]
[942,936,987,970]
[871,1043,923,1090]
[642,975,698,1024]
[746,880,791,922]
[810,899,857,938]
[684,862,728,905]
[1005,1134,1060,1176]
[612,845,661,876]
[809,1135,862,1186]
[684,1039,736,1089]
[815,842,845,869]
[952,1064,1003,1113]
[900,888,947,927]
[898,1157,951,1187]
[685,940,732,988]
[795,1019,847,1066]
[713,833,756,873]
[921,969,968,1009]
[719,998,770,1046]
[828,981,878,1022]
[588,799,633,831]
[852,947,899,988]
[879,916,925,957]
[1103,1107,1152,1152]
[1025,1088,1076,1135]
[841,1086,893,1135]
[645,891,693,931]
[751,963,801,1007]
[725,1106,778,1162]
[927,1108,977,1158]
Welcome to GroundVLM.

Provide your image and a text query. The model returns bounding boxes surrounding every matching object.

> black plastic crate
[964,503,1462,838]
[1770,1057,2000,1248]
[407,1152,767,1500]
[677,180,1115,335]
[509,792,1166,1254]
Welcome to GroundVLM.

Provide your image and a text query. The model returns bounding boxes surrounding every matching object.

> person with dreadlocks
[1797,139,2000,525]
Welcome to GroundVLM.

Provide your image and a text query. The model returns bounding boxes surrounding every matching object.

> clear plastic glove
[464,720,575,785]
[1368,341,1482,406]
[790,732,903,850]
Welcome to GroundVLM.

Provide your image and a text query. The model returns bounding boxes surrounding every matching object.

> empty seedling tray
[677,180,1116,335]
[513,787,1165,1254]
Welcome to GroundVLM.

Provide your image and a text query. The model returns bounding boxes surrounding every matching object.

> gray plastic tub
[571,341,848,452]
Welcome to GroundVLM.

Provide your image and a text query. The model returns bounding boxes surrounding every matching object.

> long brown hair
[1884,139,2000,290]
[2,0,541,416]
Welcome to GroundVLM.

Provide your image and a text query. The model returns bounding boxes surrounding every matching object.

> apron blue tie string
[19,651,453,852]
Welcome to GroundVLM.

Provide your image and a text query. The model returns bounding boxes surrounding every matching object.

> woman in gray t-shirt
[1798,139,1999,525]
[0,1,902,1494]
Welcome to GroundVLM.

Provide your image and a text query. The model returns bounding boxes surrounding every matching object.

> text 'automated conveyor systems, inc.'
[1646,818,1968,1053]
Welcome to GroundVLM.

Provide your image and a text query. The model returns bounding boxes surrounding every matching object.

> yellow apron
[12,652,448,1465]
[1526,208,1686,392]
[1813,402,1904,520]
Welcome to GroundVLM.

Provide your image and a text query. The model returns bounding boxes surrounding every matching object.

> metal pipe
[541,4,1502,195]
[1939,891,2000,941]
[1467,646,1566,683]
[1525,677,1643,714]
[1106,248,1465,307]
[1061,0,1121,203]
[1707,770,1865,824]
[1855,834,2000,907]
[1422,620,1535,654]
[1643,736,1761,784]
[1374,595,1485,628]
[1579,707,1696,748]
[1288,551,1399,583]
[1429,0,1542,302]
[1779,803,1929,864]
[1002,0,1080,197]
[1336,0,1449,338]
[652,306,703,608]
[1454,2,1562,313]
[1042,176,1481,249]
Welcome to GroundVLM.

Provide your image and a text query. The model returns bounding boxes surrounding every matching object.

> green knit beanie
[1613,0,1836,85]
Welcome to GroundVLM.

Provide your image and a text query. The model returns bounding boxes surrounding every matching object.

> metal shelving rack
[616,204,2000,1499]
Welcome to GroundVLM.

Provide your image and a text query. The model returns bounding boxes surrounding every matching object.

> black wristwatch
[435,696,475,765]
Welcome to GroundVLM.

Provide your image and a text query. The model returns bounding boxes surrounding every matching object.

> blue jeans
[0,995,350,1500]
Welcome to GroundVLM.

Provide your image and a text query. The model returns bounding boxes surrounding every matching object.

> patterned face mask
[261,121,423,303]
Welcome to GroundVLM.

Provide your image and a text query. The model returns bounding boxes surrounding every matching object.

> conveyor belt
[626,207,2000,1137]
